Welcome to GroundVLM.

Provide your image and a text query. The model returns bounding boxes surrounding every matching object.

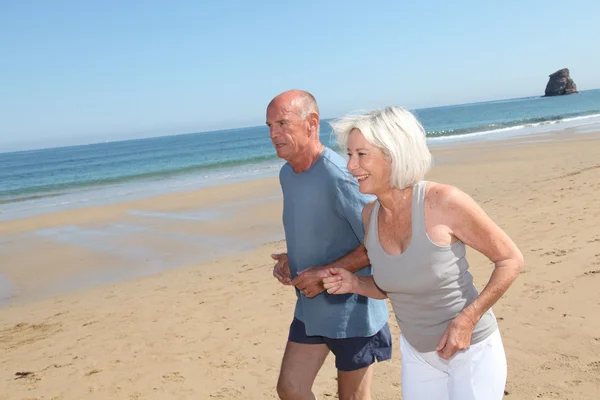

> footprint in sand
[541,247,580,257]
[85,369,102,377]
[587,361,600,371]
[14,371,40,382]
[162,371,185,383]
[209,387,242,398]
[536,391,561,398]
[2,322,62,349]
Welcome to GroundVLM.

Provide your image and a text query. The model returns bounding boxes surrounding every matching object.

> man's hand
[292,266,326,298]
[272,253,291,285]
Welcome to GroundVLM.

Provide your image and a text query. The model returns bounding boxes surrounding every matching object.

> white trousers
[400,329,507,400]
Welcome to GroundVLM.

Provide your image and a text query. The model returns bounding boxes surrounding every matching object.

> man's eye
[358,152,366,156]
[279,121,286,126]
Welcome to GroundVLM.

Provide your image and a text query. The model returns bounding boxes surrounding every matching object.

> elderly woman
[316,106,523,399]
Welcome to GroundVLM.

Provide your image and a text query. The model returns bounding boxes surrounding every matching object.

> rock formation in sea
[544,68,578,96]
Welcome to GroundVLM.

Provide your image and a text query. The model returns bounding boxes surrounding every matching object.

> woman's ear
[381,148,392,163]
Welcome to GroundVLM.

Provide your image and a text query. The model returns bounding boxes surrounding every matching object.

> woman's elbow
[512,248,525,276]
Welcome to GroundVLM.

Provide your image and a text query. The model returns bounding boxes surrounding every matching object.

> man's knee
[277,375,311,400]
[337,364,374,400]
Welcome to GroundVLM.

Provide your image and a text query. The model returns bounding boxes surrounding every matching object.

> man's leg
[329,323,393,400]
[337,365,374,400]
[277,319,330,400]
[277,341,330,400]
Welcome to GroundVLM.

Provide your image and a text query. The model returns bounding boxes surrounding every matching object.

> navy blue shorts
[288,318,392,372]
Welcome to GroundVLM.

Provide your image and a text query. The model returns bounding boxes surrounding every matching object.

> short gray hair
[330,106,432,189]
[292,91,319,120]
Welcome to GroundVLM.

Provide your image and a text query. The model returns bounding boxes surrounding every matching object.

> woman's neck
[377,186,413,215]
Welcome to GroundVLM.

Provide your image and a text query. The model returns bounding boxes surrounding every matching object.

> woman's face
[346,129,392,195]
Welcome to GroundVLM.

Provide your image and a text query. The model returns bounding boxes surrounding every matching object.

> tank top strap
[366,200,380,247]
[410,180,428,240]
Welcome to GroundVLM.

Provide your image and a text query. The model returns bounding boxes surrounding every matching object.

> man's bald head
[265,90,323,167]
[267,89,320,120]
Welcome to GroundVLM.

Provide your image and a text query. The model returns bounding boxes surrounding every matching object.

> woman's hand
[318,267,359,295]
[436,312,477,360]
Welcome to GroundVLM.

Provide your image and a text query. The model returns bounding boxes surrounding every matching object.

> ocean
[2,89,600,221]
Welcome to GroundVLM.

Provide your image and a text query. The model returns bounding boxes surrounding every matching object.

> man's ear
[307,112,319,137]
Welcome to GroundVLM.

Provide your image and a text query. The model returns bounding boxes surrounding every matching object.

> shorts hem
[335,350,392,372]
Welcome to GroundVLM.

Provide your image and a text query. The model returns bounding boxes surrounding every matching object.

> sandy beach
[1,130,600,399]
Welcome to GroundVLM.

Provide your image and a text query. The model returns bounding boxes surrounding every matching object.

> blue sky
[1,0,599,151]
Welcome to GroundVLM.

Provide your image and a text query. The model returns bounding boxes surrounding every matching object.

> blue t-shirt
[280,147,389,338]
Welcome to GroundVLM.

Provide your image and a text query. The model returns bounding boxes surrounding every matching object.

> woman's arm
[432,184,524,359]
[439,184,524,324]
[320,268,388,299]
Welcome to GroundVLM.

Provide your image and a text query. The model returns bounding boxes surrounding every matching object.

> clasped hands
[271,253,328,298]
[272,254,358,298]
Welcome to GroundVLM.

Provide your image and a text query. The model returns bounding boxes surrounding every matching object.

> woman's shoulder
[361,200,378,231]
[423,181,474,213]
[361,200,377,218]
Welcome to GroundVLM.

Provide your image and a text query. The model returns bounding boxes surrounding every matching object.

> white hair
[330,105,432,189]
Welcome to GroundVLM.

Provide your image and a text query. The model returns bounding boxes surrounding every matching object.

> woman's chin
[358,182,375,195]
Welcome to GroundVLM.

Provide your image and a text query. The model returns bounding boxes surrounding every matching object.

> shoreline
[3,115,600,224]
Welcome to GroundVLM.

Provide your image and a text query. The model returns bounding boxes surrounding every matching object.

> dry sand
[1,130,599,399]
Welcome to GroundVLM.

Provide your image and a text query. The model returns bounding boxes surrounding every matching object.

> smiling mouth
[355,174,370,181]
[275,144,286,148]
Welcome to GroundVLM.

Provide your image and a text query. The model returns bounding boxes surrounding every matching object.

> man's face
[266,99,310,161]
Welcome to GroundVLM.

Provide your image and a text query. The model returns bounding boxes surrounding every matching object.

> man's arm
[326,244,369,273]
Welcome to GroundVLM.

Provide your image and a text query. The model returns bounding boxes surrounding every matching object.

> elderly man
[266,89,391,400]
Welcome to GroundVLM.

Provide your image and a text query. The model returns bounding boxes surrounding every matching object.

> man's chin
[275,148,289,158]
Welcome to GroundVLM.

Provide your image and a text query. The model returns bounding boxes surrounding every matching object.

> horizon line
[2,88,599,155]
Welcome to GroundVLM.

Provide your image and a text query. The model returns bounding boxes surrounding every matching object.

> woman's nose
[347,155,358,171]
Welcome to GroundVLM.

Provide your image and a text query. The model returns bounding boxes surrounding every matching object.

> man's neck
[288,143,325,174]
